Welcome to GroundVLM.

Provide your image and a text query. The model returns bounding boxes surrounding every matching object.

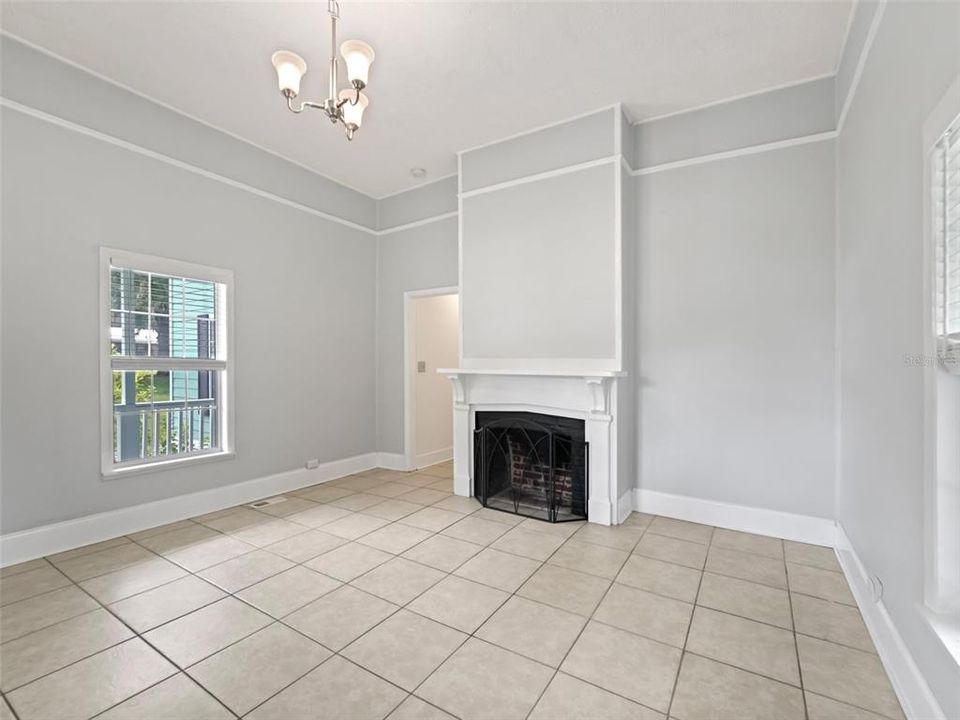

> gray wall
[635,140,837,519]
[378,176,458,231]
[1,107,377,533]
[375,218,459,455]
[836,1,960,715]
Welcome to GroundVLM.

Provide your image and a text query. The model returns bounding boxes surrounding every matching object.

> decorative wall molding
[834,524,947,720]
[458,155,619,200]
[633,488,836,546]
[378,211,458,236]
[0,452,380,567]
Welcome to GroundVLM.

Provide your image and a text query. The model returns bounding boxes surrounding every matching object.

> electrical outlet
[417,361,426,373]
[305,458,320,470]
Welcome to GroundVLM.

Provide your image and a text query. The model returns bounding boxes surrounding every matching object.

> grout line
[785,541,811,720]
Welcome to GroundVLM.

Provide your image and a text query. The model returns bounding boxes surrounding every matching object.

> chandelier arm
[285,96,329,115]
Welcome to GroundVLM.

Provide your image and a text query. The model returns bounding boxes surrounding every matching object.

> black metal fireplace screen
[473,411,588,523]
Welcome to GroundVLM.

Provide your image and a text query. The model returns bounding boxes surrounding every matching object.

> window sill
[101,451,235,480]
[923,606,960,669]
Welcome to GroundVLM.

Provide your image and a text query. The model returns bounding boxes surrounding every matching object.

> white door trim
[403,286,459,471]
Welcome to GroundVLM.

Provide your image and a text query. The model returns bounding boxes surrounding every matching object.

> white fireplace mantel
[438,367,628,525]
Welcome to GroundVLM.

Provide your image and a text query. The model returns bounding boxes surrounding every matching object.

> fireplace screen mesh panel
[474,411,587,523]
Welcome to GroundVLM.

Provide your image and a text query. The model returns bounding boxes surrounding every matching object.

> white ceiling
[1,1,853,198]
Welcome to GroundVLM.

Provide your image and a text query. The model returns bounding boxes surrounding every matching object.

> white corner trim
[617,489,634,524]
[377,211,458,236]
[375,452,413,472]
[0,452,380,567]
[372,172,459,201]
[633,489,835,546]
[631,131,837,177]
[0,97,379,236]
[834,524,947,720]
[836,0,887,134]
[415,447,453,470]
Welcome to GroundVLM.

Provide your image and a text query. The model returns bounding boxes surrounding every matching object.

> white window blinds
[934,123,960,371]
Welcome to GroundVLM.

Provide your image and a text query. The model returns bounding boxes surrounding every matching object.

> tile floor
[0,462,904,720]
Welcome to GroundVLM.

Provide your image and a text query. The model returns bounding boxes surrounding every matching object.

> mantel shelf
[437,368,626,378]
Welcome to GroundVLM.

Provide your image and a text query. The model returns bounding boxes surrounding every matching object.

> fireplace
[473,411,588,523]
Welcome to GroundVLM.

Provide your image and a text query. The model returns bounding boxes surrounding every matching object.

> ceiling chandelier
[270,1,375,141]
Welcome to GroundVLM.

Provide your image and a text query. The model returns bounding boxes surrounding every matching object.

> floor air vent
[248,496,286,509]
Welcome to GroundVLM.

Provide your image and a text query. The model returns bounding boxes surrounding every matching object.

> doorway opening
[404,287,459,471]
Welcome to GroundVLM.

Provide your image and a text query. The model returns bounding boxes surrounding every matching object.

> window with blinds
[934,123,960,371]
[101,250,233,474]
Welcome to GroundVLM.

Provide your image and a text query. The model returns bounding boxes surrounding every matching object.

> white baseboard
[0,452,379,568]
[617,490,634,524]
[834,525,946,720]
[375,452,413,472]
[633,488,835,546]
[415,447,453,469]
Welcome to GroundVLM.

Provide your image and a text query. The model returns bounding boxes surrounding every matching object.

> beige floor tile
[285,585,398,650]
[670,652,804,720]
[143,597,272,667]
[108,575,226,633]
[517,518,584,538]
[263,528,346,563]
[788,563,856,605]
[164,535,257,572]
[342,609,467,691]
[686,606,799,685]
[408,576,509,633]
[572,523,645,552]
[621,512,655,529]
[0,565,71,606]
[431,495,482,514]
[387,696,456,720]
[476,596,585,667]
[98,673,233,720]
[548,541,629,580]
[228,519,306,548]
[285,504,354,528]
[417,638,553,720]
[188,623,330,715]
[351,557,445,605]
[395,473,444,488]
[454,548,541,592]
[329,474,386,492]
[785,541,841,572]
[365,499,424,521]
[402,534,483,572]
[561,621,681,713]
[711,528,784,559]
[0,609,133,691]
[418,464,453,479]
[51,543,157,582]
[518,563,611,616]
[6,639,176,720]
[648,517,714,545]
[304,542,393,581]
[400,507,468,532]
[79,556,188,603]
[696,572,793,629]
[792,593,874,651]
[200,508,272,533]
[138,524,221,555]
[253,495,322,518]
[369,482,421,499]
[236,566,341,618]
[294,484,357,503]
[426,479,454,493]
[0,695,14,720]
[323,513,391,540]
[400,488,451,506]
[246,655,405,720]
[47,537,131,563]
[359,523,434,555]
[442,516,511,545]
[331,493,388,511]
[804,691,893,720]
[594,583,693,647]
[0,586,98,642]
[797,635,904,719]
[127,519,200,542]
[529,672,664,720]
[471,507,525,526]
[197,550,294,593]
[491,526,565,560]
[0,558,50,579]
[705,546,787,589]
[633,533,707,570]
[616,555,702,603]
[192,507,245,524]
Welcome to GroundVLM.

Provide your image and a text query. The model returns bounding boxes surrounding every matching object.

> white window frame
[99,248,236,478]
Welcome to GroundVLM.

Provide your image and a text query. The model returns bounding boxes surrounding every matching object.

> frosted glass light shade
[339,89,369,128]
[271,50,307,96]
[339,40,374,87]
